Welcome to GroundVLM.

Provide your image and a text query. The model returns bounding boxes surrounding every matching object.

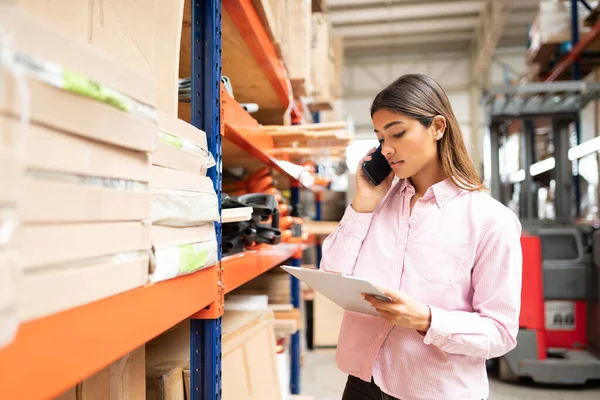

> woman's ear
[431,115,446,141]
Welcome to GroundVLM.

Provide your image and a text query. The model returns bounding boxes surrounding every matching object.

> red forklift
[483,81,600,384]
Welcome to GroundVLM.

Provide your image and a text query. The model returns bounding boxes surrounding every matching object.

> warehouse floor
[301,349,600,399]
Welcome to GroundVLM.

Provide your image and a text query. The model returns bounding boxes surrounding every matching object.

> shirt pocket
[407,242,464,285]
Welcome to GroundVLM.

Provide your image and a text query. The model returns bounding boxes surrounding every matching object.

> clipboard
[280,266,391,317]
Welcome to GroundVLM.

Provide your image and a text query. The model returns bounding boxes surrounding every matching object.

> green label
[62,69,128,111]
[159,131,184,148]
[178,244,209,274]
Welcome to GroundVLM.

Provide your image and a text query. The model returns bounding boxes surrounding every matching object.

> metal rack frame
[189,1,304,398]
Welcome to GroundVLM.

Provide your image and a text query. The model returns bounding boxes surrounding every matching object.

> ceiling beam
[334,16,479,38]
[344,31,474,48]
[329,1,484,25]
[470,0,513,87]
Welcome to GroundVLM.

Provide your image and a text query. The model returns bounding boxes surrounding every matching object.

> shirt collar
[400,177,463,208]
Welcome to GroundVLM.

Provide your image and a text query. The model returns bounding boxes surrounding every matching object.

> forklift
[482,81,600,384]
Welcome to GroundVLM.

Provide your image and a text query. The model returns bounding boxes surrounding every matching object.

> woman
[320,74,522,400]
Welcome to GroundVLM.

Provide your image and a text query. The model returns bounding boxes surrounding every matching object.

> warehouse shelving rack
[0,1,313,399]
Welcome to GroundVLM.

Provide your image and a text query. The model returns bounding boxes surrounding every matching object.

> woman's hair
[370,74,483,191]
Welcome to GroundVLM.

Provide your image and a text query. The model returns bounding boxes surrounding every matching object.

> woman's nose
[382,143,394,157]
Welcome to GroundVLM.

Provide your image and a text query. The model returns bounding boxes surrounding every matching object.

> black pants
[341,375,399,400]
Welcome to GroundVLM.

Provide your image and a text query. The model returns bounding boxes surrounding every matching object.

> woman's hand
[352,147,394,213]
[363,287,431,332]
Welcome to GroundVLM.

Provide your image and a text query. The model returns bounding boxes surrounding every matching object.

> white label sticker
[545,300,576,331]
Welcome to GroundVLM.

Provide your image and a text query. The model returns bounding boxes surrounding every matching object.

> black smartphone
[362,145,392,186]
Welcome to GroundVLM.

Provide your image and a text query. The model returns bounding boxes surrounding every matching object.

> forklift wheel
[498,357,519,382]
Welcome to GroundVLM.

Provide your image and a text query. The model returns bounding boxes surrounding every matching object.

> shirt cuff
[340,204,374,237]
[423,305,452,347]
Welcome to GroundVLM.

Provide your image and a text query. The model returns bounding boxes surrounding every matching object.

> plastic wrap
[151,240,218,283]
[151,188,219,226]
[0,27,27,348]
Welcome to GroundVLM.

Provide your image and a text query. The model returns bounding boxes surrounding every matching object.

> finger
[375,286,402,302]
[363,294,397,311]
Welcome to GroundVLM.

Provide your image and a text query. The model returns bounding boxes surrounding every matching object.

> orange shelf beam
[222,0,301,121]
[223,243,302,294]
[222,89,310,185]
[0,266,218,400]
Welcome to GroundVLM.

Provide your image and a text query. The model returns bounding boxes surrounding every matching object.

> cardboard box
[313,291,343,347]
[157,112,208,149]
[20,0,184,115]
[151,224,215,250]
[146,367,185,400]
[21,222,151,270]
[283,0,312,87]
[151,141,209,175]
[19,253,149,321]
[0,72,156,152]
[151,166,214,192]
[0,3,156,106]
[310,13,332,101]
[0,154,21,205]
[16,115,152,182]
[21,179,151,224]
[147,310,282,400]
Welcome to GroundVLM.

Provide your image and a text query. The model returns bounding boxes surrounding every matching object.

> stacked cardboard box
[0,4,156,322]
[20,0,186,116]
[55,346,146,400]
[0,101,22,348]
[310,13,335,110]
[149,113,219,283]
[146,310,282,400]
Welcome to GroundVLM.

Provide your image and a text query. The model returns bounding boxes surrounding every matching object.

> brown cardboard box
[310,13,332,101]
[151,141,209,175]
[146,367,185,400]
[21,222,151,270]
[283,0,312,88]
[151,166,214,192]
[20,0,184,115]
[0,72,156,153]
[80,345,146,400]
[151,224,215,250]
[21,179,151,224]
[18,116,152,182]
[0,3,156,106]
[147,310,282,400]
[19,253,149,321]
[157,112,208,149]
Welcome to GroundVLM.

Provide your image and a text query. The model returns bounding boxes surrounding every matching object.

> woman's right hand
[352,147,394,213]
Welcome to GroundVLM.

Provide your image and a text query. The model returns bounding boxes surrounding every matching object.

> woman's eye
[393,132,405,139]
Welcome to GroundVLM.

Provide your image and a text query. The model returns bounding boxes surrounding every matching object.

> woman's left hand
[363,287,432,332]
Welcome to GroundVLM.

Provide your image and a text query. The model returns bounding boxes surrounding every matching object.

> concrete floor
[301,349,600,400]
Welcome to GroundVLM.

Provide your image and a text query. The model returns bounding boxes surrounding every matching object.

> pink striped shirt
[320,177,522,400]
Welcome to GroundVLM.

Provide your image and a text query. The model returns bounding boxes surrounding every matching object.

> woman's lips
[389,160,404,169]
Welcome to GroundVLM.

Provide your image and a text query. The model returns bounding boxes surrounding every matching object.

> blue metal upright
[289,180,302,394]
[289,255,302,395]
[572,0,582,216]
[190,1,222,399]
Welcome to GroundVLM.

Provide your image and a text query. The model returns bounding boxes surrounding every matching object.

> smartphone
[362,145,392,186]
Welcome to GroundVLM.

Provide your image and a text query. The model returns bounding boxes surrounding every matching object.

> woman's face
[372,108,442,180]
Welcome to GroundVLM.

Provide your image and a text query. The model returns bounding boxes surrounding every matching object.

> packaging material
[313,291,343,347]
[0,3,156,106]
[152,240,218,283]
[20,0,185,115]
[19,252,149,321]
[151,189,218,227]
[0,113,24,206]
[0,70,157,153]
[21,222,151,270]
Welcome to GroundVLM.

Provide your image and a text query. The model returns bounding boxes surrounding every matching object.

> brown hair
[370,74,483,191]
